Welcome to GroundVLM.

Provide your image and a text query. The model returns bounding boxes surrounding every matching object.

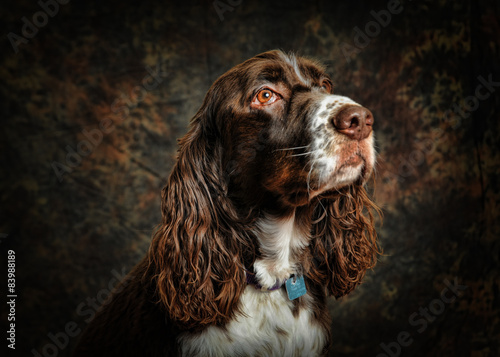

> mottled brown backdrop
[1,0,499,356]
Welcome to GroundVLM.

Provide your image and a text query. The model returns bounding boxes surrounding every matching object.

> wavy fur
[309,184,381,298]
[146,107,256,330]
[73,50,380,357]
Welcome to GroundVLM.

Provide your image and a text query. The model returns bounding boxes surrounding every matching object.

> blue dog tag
[285,275,307,300]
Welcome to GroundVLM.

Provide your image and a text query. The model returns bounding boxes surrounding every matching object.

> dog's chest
[178,286,327,357]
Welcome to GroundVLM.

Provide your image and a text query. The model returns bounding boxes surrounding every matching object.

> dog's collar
[244,270,286,291]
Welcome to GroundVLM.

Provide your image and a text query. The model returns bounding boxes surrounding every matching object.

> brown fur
[73,50,380,357]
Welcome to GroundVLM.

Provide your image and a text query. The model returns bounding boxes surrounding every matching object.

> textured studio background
[1,0,499,356]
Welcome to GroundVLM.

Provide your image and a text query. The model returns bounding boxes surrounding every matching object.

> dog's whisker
[306,162,315,196]
[274,146,308,152]
[290,151,314,157]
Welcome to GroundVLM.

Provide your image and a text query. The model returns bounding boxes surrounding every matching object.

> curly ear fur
[146,109,254,330]
[309,184,381,298]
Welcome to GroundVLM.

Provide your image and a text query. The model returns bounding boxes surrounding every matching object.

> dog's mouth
[306,139,374,196]
[341,152,363,167]
[270,150,370,207]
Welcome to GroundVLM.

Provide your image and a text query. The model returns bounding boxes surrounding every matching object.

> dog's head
[196,50,375,208]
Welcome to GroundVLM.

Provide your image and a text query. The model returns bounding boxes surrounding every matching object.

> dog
[73,50,379,357]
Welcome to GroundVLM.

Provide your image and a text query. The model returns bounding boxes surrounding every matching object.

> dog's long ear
[309,184,381,298]
[146,103,253,330]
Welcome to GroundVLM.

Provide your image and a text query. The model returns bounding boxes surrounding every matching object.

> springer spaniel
[73,50,379,357]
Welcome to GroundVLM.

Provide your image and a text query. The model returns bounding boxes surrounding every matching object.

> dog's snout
[333,106,374,141]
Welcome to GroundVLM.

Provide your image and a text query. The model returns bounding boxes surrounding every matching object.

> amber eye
[251,88,281,108]
[257,89,273,103]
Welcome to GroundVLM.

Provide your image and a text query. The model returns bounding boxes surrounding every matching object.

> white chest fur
[178,214,327,356]
[178,286,327,357]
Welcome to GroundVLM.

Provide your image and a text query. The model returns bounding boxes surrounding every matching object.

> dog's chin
[310,156,372,200]
[275,163,370,208]
[276,157,372,207]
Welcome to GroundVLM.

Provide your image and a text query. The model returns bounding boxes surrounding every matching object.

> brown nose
[333,106,374,141]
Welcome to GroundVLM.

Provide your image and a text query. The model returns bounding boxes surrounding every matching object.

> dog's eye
[257,89,274,103]
[320,80,332,93]
[252,88,280,107]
